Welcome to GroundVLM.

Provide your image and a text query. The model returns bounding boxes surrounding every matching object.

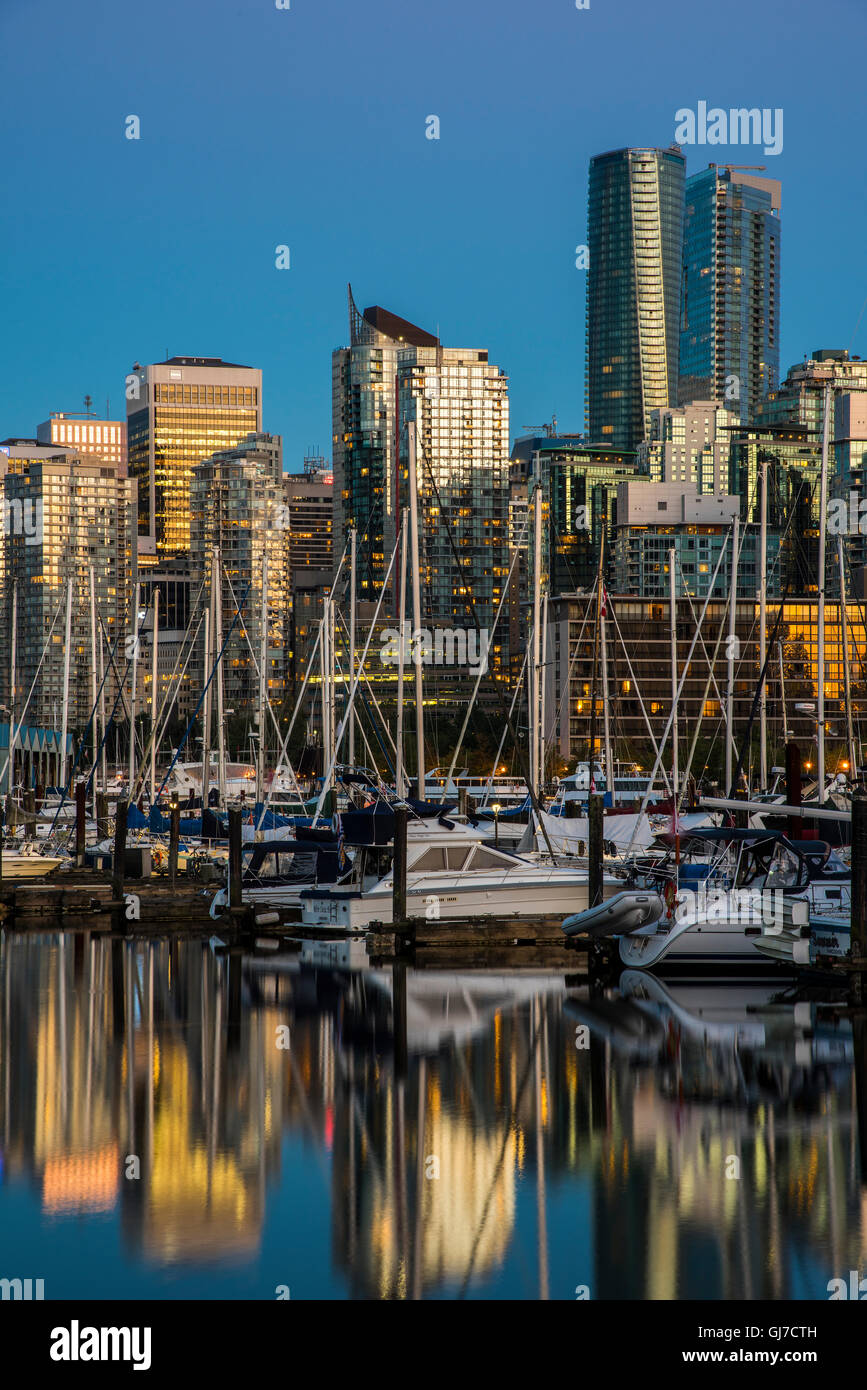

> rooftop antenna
[84,394,93,416]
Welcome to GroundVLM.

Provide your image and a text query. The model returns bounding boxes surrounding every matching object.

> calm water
[0,929,863,1300]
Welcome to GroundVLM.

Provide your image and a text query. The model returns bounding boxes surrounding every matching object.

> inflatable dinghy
[562,890,665,940]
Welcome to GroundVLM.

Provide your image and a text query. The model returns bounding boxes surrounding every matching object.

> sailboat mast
[601,597,613,801]
[8,580,16,797]
[396,509,408,796]
[725,517,740,796]
[257,554,268,809]
[89,567,99,817]
[838,535,857,778]
[60,575,73,793]
[778,639,789,747]
[213,549,226,807]
[669,547,678,812]
[530,460,542,799]
[817,382,831,803]
[348,527,356,767]
[408,421,425,799]
[127,575,139,795]
[201,604,211,806]
[150,587,159,807]
[759,450,768,790]
[540,591,549,792]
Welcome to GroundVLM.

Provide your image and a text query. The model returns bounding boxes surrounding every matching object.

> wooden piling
[785,741,802,839]
[458,787,468,819]
[589,793,603,908]
[96,792,109,841]
[169,802,180,890]
[24,787,35,841]
[228,808,243,910]
[393,805,408,925]
[112,800,128,898]
[75,781,86,867]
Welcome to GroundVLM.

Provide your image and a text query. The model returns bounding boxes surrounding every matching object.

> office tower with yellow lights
[126,356,262,562]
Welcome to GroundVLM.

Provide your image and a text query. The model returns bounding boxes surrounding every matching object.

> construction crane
[521,415,558,438]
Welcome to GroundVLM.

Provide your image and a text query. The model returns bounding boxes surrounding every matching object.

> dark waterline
[0,929,862,1300]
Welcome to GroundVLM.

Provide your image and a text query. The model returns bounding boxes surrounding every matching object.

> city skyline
[2,0,865,468]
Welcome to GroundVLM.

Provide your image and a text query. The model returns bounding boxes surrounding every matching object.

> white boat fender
[562,891,666,940]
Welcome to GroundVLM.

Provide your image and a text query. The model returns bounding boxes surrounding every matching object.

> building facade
[679,165,781,422]
[2,455,137,729]
[189,435,287,716]
[549,592,867,766]
[332,289,438,599]
[126,357,262,561]
[37,413,127,469]
[639,401,738,494]
[397,344,511,677]
[586,146,686,449]
[613,481,781,599]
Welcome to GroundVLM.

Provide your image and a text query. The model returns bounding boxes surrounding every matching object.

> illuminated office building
[126,356,261,561]
[37,413,126,469]
[586,147,686,449]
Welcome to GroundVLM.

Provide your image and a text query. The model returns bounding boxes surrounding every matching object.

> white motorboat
[300,817,620,930]
[0,849,65,879]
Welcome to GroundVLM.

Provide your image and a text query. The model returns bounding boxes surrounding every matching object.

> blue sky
[1,0,865,468]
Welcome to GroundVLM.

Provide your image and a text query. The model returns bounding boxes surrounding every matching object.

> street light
[492,801,502,848]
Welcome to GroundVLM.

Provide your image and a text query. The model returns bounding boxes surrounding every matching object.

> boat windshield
[762,842,803,890]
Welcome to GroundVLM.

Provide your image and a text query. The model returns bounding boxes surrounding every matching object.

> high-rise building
[2,455,137,728]
[189,433,287,715]
[332,288,438,597]
[37,413,127,469]
[757,348,867,435]
[639,401,738,493]
[334,288,512,677]
[282,456,333,587]
[679,165,781,422]
[126,356,262,561]
[514,436,639,597]
[397,343,511,677]
[586,146,686,449]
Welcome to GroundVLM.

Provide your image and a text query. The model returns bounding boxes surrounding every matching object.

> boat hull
[301,874,618,930]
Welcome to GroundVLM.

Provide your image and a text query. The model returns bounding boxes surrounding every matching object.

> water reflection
[1,929,865,1299]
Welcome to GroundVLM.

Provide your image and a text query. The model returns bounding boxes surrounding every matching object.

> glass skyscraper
[586,146,686,450]
[332,288,438,598]
[679,165,780,423]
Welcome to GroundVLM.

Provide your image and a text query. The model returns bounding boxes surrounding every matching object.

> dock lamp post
[492,802,502,849]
